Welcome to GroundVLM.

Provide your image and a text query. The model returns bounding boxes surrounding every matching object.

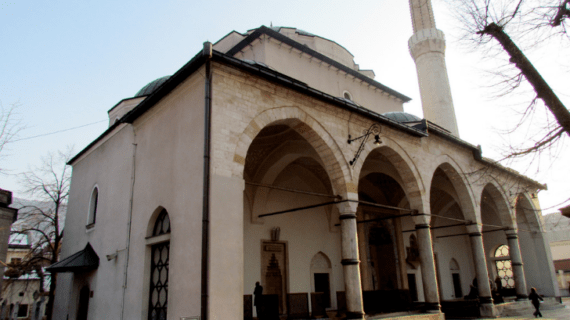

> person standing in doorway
[529,287,543,317]
[254,282,263,319]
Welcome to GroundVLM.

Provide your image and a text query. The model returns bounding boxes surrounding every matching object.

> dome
[134,76,171,98]
[382,112,422,123]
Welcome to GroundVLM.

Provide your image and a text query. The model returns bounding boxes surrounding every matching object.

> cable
[12,120,107,142]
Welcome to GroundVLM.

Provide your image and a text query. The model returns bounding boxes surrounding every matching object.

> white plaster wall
[243,169,343,311]
[432,231,475,300]
[125,73,206,320]
[54,72,206,320]
[53,124,135,320]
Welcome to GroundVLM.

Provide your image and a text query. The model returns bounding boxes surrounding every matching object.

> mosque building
[49,1,560,319]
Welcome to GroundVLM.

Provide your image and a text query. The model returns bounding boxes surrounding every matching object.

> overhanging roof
[46,243,99,273]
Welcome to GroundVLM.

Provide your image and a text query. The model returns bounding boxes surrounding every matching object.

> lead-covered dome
[134,76,171,98]
[382,112,422,123]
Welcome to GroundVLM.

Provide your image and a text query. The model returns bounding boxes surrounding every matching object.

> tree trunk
[481,23,570,135]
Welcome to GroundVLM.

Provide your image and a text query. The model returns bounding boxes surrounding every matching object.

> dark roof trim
[210,51,426,137]
[46,243,99,273]
[227,26,411,102]
[428,126,546,190]
[108,97,142,114]
[68,119,123,164]
[68,50,207,164]
[69,46,423,164]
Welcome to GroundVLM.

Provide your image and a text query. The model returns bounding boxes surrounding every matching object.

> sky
[1,0,568,214]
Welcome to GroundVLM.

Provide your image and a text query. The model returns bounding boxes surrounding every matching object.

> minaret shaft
[408,0,460,137]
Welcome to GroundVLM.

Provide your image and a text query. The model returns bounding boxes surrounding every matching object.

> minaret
[408,0,460,137]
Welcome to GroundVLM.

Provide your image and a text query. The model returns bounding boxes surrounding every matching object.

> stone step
[497,298,565,317]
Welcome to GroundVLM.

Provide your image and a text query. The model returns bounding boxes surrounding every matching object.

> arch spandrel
[354,136,427,213]
[234,106,351,198]
[429,155,479,224]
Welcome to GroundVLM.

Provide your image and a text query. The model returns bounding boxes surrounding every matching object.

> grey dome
[382,112,422,123]
[134,76,171,98]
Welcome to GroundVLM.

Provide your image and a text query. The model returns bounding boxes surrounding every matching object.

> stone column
[466,224,495,317]
[338,201,365,320]
[356,209,373,291]
[505,229,528,300]
[412,215,440,312]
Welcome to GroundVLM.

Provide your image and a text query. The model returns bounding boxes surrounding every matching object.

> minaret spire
[408,0,459,137]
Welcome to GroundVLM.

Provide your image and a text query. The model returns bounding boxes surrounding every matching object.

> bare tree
[0,102,24,168]
[13,149,71,320]
[446,0,570,159]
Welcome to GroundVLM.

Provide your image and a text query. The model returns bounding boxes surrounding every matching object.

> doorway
[314,273,331,307]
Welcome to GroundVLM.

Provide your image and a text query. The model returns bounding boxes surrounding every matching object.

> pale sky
[1,0,568,214]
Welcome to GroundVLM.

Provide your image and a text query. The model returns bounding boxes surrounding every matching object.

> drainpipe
[120,125,137,320]
[201,41,213,320]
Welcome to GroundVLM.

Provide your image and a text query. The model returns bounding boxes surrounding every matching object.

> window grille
[153,209,171,236]
[148,209,170,320]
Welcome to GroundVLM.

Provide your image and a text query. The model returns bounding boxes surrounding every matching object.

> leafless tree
[13,149,71,320]
[446,0,570,160]
[0,102,24,170]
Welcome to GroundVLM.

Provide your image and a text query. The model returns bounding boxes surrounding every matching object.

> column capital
[504,228,519,237]
[412,213,431,226]
[465,223,482,234]
[336,200,358,215]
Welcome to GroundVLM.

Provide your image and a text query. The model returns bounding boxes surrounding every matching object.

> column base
[479,296,493,304]
[479,303,497,318]
[425,302,441,312]
[345,311,365,320]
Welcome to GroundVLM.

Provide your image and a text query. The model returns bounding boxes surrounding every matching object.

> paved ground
[474,298,570,320]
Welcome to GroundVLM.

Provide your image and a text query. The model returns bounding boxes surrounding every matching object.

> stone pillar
[412,215,440,312]
[356,208,373,291]
[466,224,495,317]
[337,201,364,320]
[505,229,528,300]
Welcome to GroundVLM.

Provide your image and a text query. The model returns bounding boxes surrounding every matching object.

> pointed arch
[515,193,542,231]
[481,182,515,228]
[429,156,478,223]
[355,137,426,212]
[233,106,350,196]
[147,206,171,238]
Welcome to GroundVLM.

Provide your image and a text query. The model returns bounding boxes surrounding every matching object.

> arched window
[153,209,171,236]
[87,187,98,227]
[343,91,352,101]
[148,209,170,320]
[494,245,515,289]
